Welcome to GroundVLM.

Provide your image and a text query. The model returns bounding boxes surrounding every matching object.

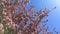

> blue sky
[27,0,60,34]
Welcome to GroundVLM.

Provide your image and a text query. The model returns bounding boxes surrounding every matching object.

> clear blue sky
[27,0,60,34]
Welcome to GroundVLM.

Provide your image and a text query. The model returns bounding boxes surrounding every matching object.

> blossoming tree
[0,0,58,34]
